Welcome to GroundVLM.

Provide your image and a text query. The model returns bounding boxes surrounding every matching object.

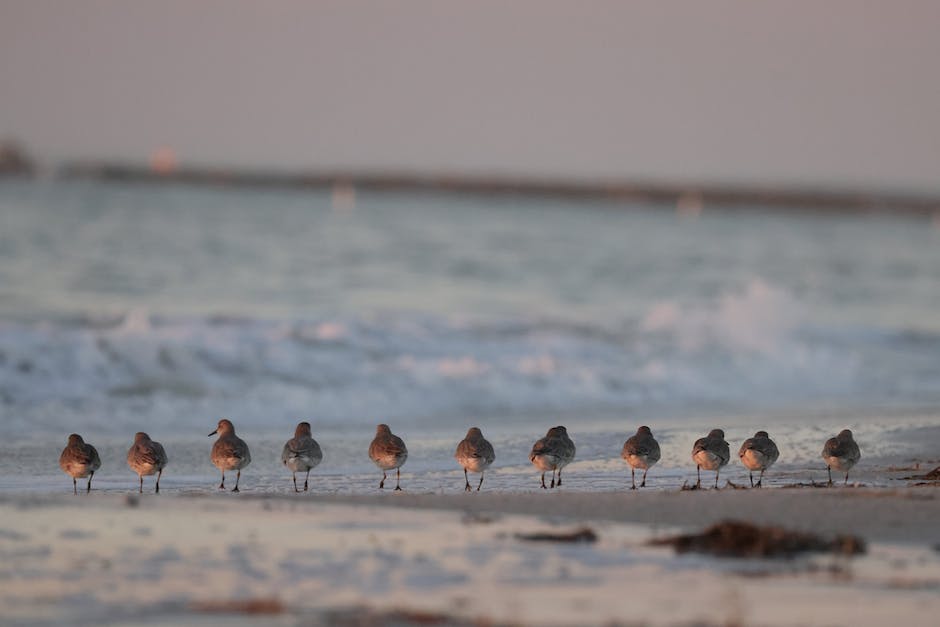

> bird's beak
[208,429,218,436]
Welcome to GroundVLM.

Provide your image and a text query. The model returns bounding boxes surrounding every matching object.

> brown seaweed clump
[516,527,598,543]
[650,520,865,558]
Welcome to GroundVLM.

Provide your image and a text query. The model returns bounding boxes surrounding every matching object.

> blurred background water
[1,180,938,492]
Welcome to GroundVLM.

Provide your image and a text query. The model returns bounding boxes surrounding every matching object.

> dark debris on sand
[515,527,598,543]
[326,607,502,626]
[899,466,940,482]
[650,520,866,558]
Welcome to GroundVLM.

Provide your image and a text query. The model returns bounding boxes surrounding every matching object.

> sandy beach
[2,487,938,626]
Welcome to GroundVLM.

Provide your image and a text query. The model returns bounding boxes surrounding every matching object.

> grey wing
[390,435,408,457]
[152,442,168,467]
[281,441,293,465]
[87,444,102,471]
[309,438,323,463]
[480,439,495,464]
[647,438,661,463]
[717,441,731,464]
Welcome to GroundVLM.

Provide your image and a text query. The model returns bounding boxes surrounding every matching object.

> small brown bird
[529,426,576,489]
[209,419,251,492]
[822,429,861,486]
[738,430,779,488]
[127,432,168,493]
[692,428,730,489]
[621,425,661,489]
[59,433,101,494]
[281,421,323,492]
[368,424,408,490]
[455,427,496,492]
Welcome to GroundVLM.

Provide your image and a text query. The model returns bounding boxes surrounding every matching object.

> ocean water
[1,180,939,493]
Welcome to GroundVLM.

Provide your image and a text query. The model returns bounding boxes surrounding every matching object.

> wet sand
[1,487,938,626]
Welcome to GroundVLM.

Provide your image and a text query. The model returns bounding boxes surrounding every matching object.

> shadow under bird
[822,429,861,486]
[621,425,661,489]
[738,430,779,488]
[529,426,576,489]
[127,432,168,493]
[281,421,323,492]
[59,433,101,494]
[455,427,496,492]
[692,428,730,489]
[209,419,251,492]
[369,424,408,490]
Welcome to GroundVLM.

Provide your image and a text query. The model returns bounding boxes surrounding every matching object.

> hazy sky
[2,1,939,193]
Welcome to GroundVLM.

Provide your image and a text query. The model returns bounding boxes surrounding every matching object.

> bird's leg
[758,469,764,488]
[844,472,849,486]
[219,472,226,490]
[557,469,563,487]
[827,466,833,487]
[641,468,648,488]
[540,472,547,489]
[714,468,720,489]
[292,472,299,493]
[139,474,144,494]
[550,468,556,489]
[394,467,402,491]
[73,477,77,495]
[631,467,637,490]
[749,472,754,488]
[87,471,94,493]
[696,465,701,488]
[304,469,310,492]
[232,470,240,492]
[464,469,471,492]
[156,469,162,493]
[379,471,386,489]
[477,471,485,491]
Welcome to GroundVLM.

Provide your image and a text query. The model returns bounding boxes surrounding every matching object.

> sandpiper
[209,419,251,492]
[621,425,661,489]
[281,421,323,492]
[368,424,408,490]
[59,433,101,494]
[529,426,576,489]
[126,432,168,493]
[738,430,779,488]
[455,427,496,491]
[692,428,730,489]
[822,429,861,486]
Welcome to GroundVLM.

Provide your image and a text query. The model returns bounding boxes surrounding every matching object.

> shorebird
[822,429,861,486]
[738,430,779,488]
[529,426,576,489]
[281,421,323,492]
[209,419,251,492]
[455,427,496,491]
[621,425,661,489]
[59,433,101,494]
[692,428,730,489]
[368,424,408,490]
[126,432,168,493]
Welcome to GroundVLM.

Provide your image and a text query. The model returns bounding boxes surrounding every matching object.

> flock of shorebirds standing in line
[58,420,862,494]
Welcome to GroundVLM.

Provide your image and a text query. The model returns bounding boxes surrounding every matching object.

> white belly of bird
[131,462,159,476]
[693,450,725,471]
[531,454,566,471]
[63,462,94,478]
[740,449,773,471]
[825,455,857,472]
[214,456,249,471]
[372,453,405,471]
[457,456,491,473]
[285,455,318,473]
[625,454,654,470]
